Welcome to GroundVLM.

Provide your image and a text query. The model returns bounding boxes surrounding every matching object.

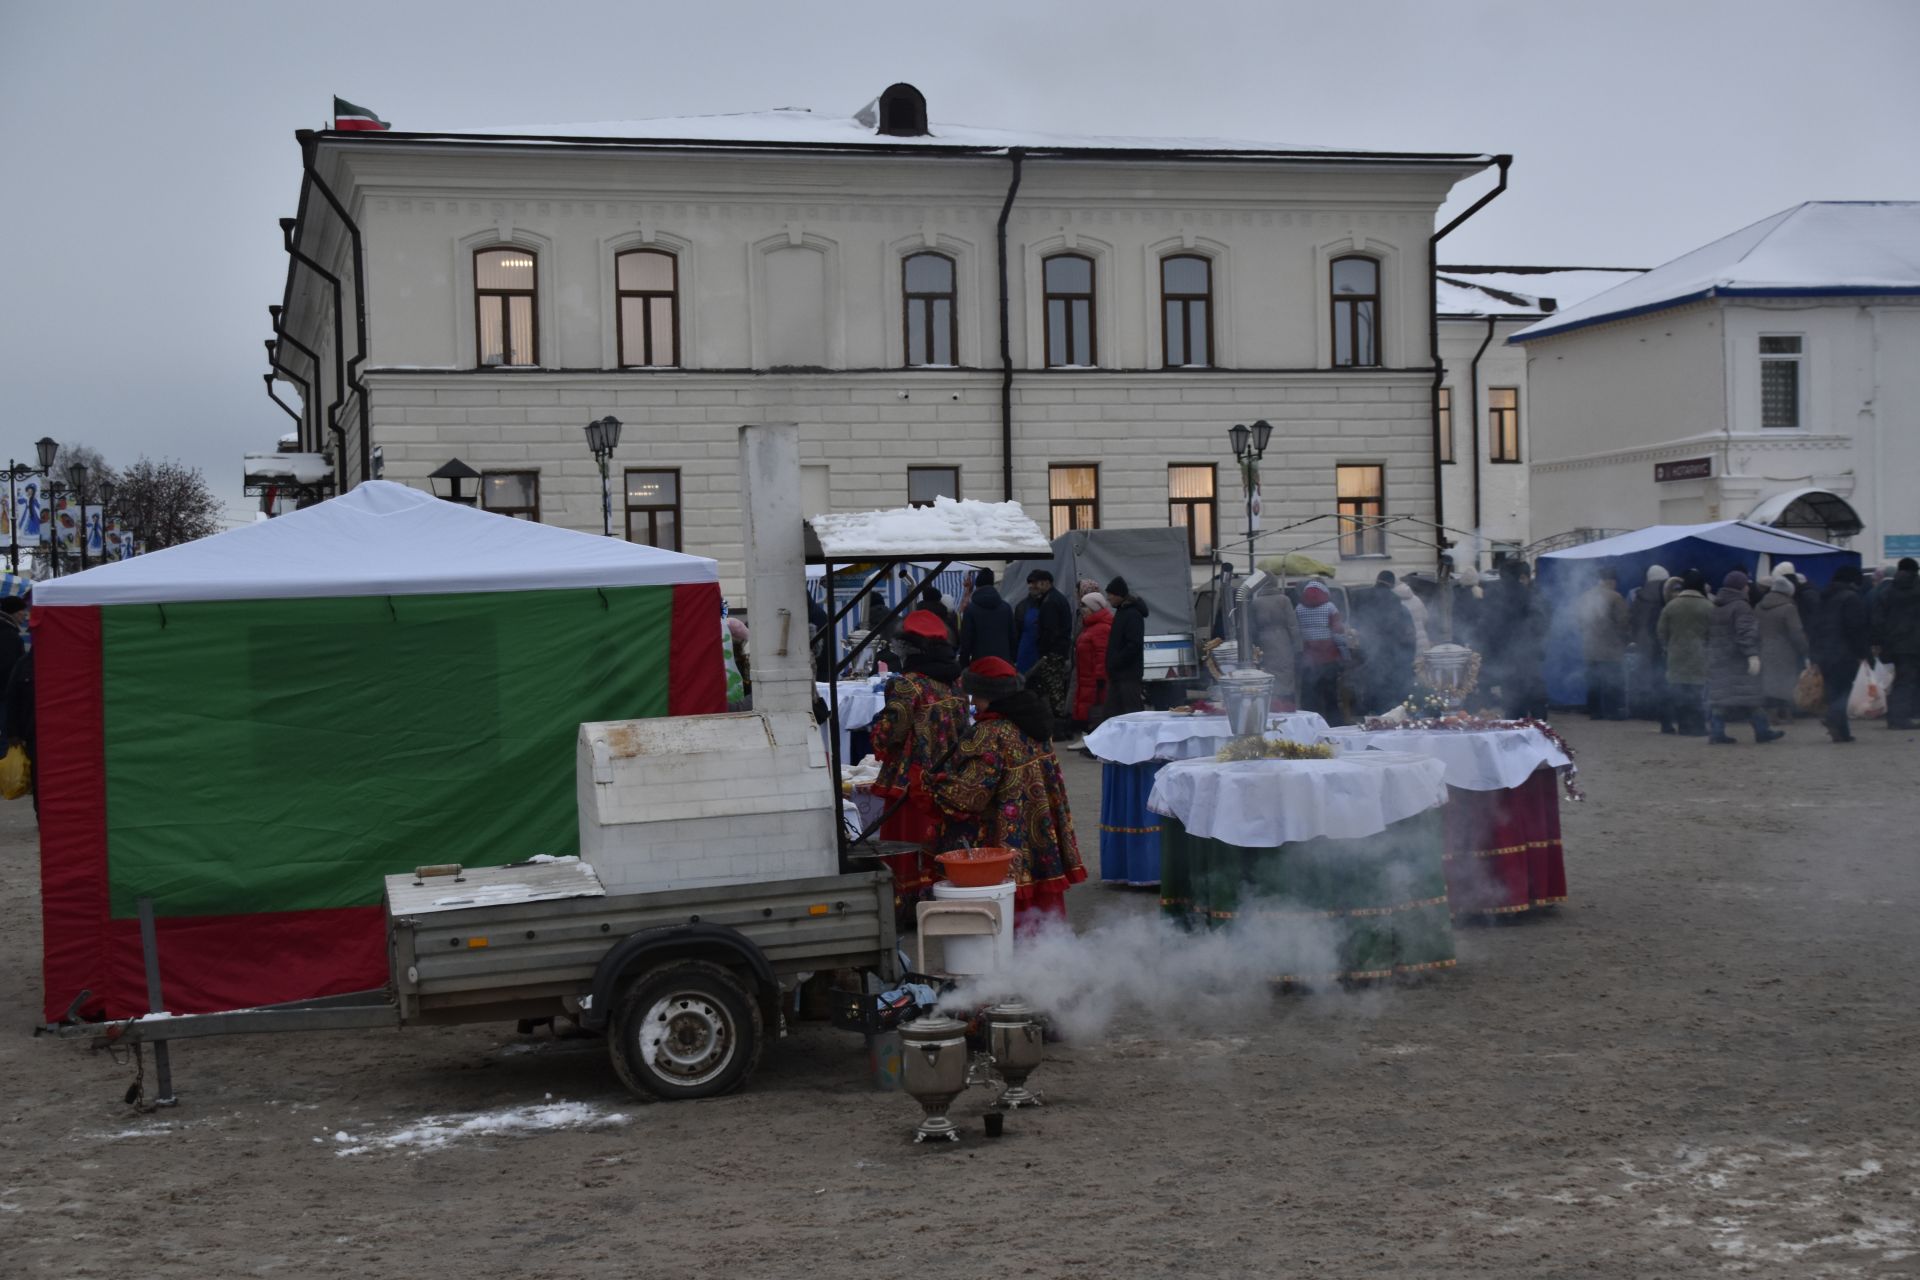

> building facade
[1516,202,1920,562]
[266,88,1501,598]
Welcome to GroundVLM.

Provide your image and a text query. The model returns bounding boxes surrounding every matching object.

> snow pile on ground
[330,1100,629,1156]
[809,497,1050,557]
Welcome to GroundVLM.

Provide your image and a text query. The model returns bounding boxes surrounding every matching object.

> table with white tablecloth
[1321,725,1572,917]
[1084,710,1330,886]
[1148,752,1457,982]
[818,678,889,765]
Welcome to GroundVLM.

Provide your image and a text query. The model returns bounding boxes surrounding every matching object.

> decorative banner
[85,506,105,558]
[13,476,43,548]
[54,496,80,552]
[0,477,11,542]
[115,532,136,561]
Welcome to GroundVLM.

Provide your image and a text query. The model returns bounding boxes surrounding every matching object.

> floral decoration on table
[1167,699,1220,716]
[1354,713,1585,802]
[1215,736,1337,763]
[1410,647,1482,707]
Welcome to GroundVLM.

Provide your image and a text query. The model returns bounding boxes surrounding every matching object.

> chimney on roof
[874,83,928,137]
[1538,297,1558,313]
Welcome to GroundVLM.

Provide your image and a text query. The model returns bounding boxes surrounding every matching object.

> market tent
[35,482,724,1020]
[1533,520,1859,705]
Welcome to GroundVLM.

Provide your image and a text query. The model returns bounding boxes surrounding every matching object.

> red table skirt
[1440,767,1568,917]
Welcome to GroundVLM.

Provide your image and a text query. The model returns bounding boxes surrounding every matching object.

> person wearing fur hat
[928,657,1088,928]
[868,610,971,917]
[1756,575,1809,727]
[1629,565,1675,731]
[1705,569,1784,744]
[1657,569,1712,735]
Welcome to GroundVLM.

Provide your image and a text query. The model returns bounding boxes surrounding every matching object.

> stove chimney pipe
[737,423,812,716]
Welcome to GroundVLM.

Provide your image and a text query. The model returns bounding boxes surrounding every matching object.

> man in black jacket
[957,568,1018,665]
[1102,575,1149,718]
[1016,570,1075,730]
[1871,556,1920,730]
[1810,565,1872,742]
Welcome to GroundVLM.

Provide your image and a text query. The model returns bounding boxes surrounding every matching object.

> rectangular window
[480,470,539,521]
[1438,387,1454,463]
[1335,464,1386,558]
[1489,387,1521,462]
[1043,254,1096,367]
[1168,464,1216,562]
[475,248,537,366]
[1048,464,1099,538]
[624,468,682,551]
[908,466,959,508]
[1760,335,1803,428]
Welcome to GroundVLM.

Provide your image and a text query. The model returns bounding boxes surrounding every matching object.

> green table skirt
[1158,808,1456,983]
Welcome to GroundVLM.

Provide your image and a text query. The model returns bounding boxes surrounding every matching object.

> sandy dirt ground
[4,717,1920,1278]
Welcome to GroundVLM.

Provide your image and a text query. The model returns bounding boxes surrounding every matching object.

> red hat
[900,609,949,641]
[961,656,1022,700]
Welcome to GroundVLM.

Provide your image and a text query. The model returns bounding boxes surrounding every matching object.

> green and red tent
[34,482,723,1020]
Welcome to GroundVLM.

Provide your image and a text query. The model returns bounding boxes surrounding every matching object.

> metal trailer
[45,860,899,1107]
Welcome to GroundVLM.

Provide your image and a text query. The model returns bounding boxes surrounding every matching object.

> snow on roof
[243,452,333,486]
[350,105,1491,164]
[1437,267,1647,319]
[1537,520,1855,562]
[808,497,1052,561]
[35,481,717,607]
[1512,202,1920,342]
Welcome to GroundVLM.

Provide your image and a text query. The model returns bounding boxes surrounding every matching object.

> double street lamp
[1227,419,1274,575]
[585,415,623,537]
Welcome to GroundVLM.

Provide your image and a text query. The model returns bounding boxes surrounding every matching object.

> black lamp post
[1228,419,1274,575]
[66,460,92,572]
[584,415,623,537]
[428,457,482,506]
[98,479,118,560]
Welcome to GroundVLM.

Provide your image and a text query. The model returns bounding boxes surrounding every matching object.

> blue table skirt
[1099,761,1166,886]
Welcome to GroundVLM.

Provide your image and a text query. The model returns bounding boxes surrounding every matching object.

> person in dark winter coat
[1871,557,1920,729]
[1705,570,1784,744]
[1755,576,1809,726]
[1628,566,1674,731]
[1353,570,1415,715]
[0,597,25,744]
[917,582,957,641]
[4,649,33,816]
[808,594,834,683]
[1249,581,1302,709]
[1101,575,1149,719]
[1657,571,1712,735]
[957,568,1019,666]
[1015,570,1075,732]
[1484,561,1547,719]
[1810,564,1872,742]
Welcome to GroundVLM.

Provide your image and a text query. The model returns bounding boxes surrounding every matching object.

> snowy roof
[35,481,717,607]
[1512,202,1920,342]
[807,497,1052,562]
[243,452,333,486]
[1537,520,1854,563]
[1436,267,1647,319]
[336,105,1492,165]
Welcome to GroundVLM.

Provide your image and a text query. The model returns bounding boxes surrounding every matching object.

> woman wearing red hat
[929,656,1087,929]
[868,610,969,916]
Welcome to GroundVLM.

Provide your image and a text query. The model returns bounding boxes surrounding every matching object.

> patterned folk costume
[867,612,968,915]
[929,657,1088,928]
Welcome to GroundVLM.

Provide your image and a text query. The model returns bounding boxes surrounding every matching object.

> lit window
[903,253,956,367]
[1336,464,1386,557]
[1168,465,1216,561]
[475,248,537,366]
[1330,255,1379,367]
[1043,254,1096,367]
[1438,387,1453,463]
[1048,464,1099,537]
[908,466,959,508]
[1489,387,1521,462]
[480,470,539,521]
[1760,335,1803,428]
[1161,256,1212,368]
[624,469,682,551]
[616,249,679,368]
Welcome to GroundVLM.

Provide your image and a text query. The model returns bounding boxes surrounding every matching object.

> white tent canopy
[34,481,718,607]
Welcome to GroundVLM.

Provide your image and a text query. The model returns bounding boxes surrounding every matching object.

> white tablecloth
[1085,710,1332,766]
[817,679,888,732]
[1148,751,1449,847]
[1318,727,1570,793]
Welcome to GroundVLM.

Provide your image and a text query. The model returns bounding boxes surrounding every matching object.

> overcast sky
[2,0,1914,516]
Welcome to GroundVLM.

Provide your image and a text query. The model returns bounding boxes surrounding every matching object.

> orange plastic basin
[935,848,1016,888]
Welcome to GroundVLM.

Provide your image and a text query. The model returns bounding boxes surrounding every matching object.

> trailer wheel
[609,960,764,1102]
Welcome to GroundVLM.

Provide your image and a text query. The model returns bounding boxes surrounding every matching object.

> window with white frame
[1760,335,1803,428]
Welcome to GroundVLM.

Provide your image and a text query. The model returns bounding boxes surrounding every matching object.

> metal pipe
[300,132,373,486]
[1467,313,1499,557]
[1427,155,1511,566]
[995,149,1026,502]
[270,304,324,449]
[136,898,177,1106]
[263,372,302,428]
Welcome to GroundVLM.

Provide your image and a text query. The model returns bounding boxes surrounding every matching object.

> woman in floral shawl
[869,610,969,913]
[929,657,1087,929]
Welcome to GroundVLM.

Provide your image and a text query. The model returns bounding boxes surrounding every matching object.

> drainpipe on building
[280,217,350,492]
[263,372,304,432]
[996,149,1027,502]
[299,131,374,487]
[1427,154,1511,565]
[1467,313,1498,548]
[269,305,324,451]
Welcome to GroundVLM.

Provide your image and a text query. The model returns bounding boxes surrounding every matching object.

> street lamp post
[1227,419,1274,576]
[30,437,58,578]
[427,457,482,506]
[584,415,623,537]
[66,460,90,572]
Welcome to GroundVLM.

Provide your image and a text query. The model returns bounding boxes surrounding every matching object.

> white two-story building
[1516,201,1920,562]
[265,85,1504,596]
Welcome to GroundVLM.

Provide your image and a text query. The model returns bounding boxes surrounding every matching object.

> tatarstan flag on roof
[333,96,389,131]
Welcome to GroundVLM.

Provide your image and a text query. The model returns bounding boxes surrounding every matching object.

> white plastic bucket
[930,878,1016,975]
